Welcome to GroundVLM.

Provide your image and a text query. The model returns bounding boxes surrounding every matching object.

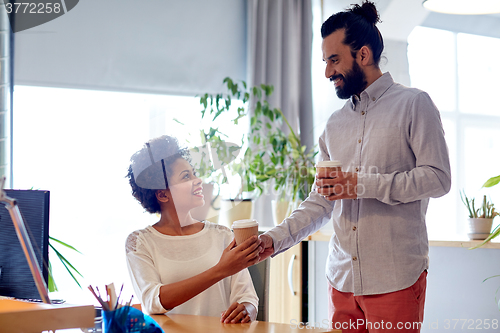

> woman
[125,135,260,323]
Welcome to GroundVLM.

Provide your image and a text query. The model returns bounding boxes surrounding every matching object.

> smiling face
[322,29,368,99]
[165,157,205,213]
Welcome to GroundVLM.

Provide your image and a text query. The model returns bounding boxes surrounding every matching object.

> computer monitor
[0,189,50,300]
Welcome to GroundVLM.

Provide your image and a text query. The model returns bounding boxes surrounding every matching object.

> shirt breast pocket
[363,127,402,173]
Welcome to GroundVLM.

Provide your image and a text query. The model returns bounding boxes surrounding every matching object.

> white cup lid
[232,219,258,228]
[315,160,342,168]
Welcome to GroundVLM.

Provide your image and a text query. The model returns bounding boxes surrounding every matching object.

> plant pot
[271,200,291,226]
[467,218,494,240]
[217,199,253,228]
[271,200,301,226]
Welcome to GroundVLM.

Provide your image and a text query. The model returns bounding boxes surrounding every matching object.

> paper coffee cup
[232,219,259,246]
[315,160,342,178]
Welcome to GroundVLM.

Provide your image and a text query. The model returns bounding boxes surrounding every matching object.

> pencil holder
[102,306,163,333]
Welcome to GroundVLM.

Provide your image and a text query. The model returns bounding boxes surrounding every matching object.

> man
[258,1,451,332]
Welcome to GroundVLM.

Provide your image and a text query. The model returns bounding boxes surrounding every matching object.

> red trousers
[328,271,427,333]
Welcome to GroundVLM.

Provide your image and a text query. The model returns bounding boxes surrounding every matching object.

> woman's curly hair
[127,135,190,214]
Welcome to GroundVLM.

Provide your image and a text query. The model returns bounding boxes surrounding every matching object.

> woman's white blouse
[125,222,259,316]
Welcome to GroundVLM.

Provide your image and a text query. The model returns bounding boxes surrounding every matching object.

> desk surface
[308,230,500,249]
[151,314,341,333]
[0,299,94,333]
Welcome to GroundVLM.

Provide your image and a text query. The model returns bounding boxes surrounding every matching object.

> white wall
[309,241,500,331]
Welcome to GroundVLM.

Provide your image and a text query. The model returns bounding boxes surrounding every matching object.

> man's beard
[332,60,368,100]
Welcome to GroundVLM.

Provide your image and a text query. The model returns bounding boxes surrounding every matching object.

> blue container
[102,306,163,333]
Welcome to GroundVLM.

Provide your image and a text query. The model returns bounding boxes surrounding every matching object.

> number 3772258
[443,319,498,330]
[5,2,62,14]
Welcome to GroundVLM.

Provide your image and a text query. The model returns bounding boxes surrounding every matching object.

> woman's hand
[221,302,256,323]
[216,236,261,278]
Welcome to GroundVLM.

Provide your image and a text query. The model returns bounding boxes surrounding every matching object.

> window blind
[13,0,247,96]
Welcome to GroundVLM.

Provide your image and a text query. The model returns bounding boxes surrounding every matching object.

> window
[13,86,245,303]
[408,27,500,239]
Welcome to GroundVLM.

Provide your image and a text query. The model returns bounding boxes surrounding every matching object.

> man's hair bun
[321,0,384,67]
[350,1,380,25]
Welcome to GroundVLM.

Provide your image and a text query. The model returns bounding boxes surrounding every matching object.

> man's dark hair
[321,1,383,66]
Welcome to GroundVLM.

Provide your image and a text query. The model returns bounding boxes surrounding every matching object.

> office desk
[0,299,94,333]
[151,314,341,333]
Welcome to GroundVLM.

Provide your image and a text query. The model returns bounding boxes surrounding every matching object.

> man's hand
[257,234,274,262]
[316,170,358,200]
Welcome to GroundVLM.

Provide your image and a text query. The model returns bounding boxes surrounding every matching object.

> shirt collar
[350,72,394,108]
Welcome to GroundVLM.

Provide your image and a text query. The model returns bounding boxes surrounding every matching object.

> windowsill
[305,230,500,249]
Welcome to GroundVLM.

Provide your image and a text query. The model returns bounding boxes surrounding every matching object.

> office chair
[247,259,270,321]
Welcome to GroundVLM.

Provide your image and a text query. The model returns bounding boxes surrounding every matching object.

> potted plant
[463,176,500,249]
[467,176,500,311]
[175,83,245,223]
[245,89,318,225]
[477,175,500,247]
[199,78,318,226]
[196,77,319,226]
[195,78,258,226]
[460,191,499,241]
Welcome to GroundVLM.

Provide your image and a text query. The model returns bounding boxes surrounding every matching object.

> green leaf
[50,244,83,278]
[213,108,224,121]
[172,118,184,126]
[250,116,256,126]
[261,84,274,96]
[238,106,245,116]
[243,92,250,103]
[49,237,83,289]
[483,175,500,188]
[483,274,500,283]
[253,87,262,99]
[50,244,83,289]
[255,101,262,116]
[49,236,82,254]
[47,260,57,292]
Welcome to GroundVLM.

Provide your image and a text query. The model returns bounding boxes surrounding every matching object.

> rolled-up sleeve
[229,268,259,312]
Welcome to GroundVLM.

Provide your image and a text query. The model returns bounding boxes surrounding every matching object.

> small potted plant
[468,175,500,311]
[460,191,499,241]
[466,175,500,249]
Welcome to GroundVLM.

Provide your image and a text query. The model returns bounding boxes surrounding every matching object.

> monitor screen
[0,189,50,300]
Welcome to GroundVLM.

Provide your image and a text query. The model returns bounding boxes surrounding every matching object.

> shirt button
[361,111,365,116]
[352,226,357,231]
[352,256,358,261]
[358,139,362,143]
[355,167,359,172]
[372,97,376,101]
